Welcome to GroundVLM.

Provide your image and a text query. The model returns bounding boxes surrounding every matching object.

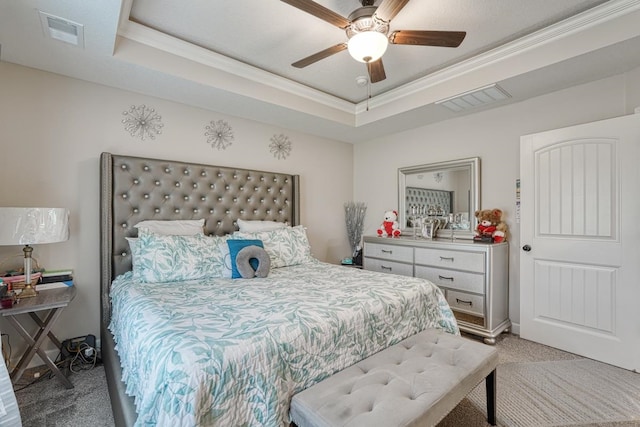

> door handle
[522,244,531,252]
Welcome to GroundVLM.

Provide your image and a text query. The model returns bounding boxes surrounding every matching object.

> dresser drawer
[415,266,485,294]
[414,247,485,273]
[364,258,413,277]
[365,242,413,263]
[446,289,484,317]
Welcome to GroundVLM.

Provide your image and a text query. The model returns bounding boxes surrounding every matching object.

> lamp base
[16,285,38,299]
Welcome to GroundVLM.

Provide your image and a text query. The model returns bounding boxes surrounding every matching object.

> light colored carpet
[11,334,640,427]
[14,366,113,427]
[467,359,640,427]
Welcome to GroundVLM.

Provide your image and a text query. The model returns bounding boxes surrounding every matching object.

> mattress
[109,260,459,426]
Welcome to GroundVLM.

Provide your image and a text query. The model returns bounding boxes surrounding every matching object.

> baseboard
[510,322,520,336]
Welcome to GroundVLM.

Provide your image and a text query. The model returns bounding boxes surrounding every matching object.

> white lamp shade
[0,207,69,245]
[347,31,389,63]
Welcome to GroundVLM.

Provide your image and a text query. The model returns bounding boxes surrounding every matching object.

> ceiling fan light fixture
[347,31,388,63]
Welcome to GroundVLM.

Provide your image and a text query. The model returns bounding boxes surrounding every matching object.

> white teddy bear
[377,210,402,237]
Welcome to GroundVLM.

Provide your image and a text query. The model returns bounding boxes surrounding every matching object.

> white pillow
[237,219,288,233]
[234,225,313,268]
[134,219,204,236]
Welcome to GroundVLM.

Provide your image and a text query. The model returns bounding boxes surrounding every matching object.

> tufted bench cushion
[290,329,498,427]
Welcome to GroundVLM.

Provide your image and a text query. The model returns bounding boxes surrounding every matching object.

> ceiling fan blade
[374,0,411,22]
[367,59,386,83]
[389,30,466,47]
[280,0,350,29]
[292,43,348,68]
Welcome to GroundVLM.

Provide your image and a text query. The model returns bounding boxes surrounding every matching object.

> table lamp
[0,207,69,298]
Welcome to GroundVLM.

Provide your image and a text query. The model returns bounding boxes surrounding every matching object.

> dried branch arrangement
[344,202,367,258]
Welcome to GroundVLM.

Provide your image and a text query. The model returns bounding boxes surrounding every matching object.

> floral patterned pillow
[233,225,313,268]
[132,229,229,283]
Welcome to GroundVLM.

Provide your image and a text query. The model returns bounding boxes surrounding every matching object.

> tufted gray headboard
[405,187,453,224]
[99,152,300,326]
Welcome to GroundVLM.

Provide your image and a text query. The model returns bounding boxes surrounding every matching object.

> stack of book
[36,269,74,290]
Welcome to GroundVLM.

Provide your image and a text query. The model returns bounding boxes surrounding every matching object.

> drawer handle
[456,298,473,306]
[438,275,454,281]
[381,249,393,254]
[440,256,454,262]
[381,265,393,271]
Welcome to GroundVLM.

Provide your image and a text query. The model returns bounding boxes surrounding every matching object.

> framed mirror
[398,157,480,239]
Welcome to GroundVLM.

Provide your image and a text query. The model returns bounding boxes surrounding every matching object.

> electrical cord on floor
[67,342,98,373]
[12,340,100,391]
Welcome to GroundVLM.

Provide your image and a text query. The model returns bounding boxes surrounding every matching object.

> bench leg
[485,369,497,425]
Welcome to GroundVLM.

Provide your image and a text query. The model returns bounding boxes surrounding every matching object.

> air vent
[436,84,510,112]
[39,11,84,47]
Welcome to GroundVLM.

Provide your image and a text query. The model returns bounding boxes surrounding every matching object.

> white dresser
[363,235,510,344]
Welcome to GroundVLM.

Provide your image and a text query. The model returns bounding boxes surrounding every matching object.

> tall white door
[520,113,640,371]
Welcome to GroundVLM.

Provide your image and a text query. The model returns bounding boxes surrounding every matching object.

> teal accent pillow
[227,239,264,279]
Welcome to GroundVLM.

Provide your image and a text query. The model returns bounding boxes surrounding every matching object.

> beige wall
[2,59,639,361]
[0,62,353,360]
[354,67,640,332]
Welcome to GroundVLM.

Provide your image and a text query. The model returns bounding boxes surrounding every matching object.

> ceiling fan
[281,0,466,83]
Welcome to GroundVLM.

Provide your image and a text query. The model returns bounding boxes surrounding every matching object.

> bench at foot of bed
[290,329,498,427]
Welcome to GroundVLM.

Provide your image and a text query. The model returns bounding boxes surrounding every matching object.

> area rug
[467,359,640,426]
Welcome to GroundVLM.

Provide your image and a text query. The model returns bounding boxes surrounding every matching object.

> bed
[99,152,459,426]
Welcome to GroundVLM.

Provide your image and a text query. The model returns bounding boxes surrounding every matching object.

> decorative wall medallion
[205,120,234,150]
[269,134,292,160]
[433,172,444,183]
[122,104,163,141]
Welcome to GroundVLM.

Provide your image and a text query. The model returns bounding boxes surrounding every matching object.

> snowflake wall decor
[269,134,292,160]
[122,104,164,141]
[205,120,234,150]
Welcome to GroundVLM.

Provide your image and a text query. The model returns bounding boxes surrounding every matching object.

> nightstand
[0,285,76,388]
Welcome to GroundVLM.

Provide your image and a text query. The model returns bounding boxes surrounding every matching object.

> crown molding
[116,0,640,123]
[117,20,355,115]
[370,0,640,109]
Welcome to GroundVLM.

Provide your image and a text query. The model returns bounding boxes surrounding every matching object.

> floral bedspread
[109,261,458,426]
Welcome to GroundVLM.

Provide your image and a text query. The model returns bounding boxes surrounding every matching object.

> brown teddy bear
[474,209,508,243]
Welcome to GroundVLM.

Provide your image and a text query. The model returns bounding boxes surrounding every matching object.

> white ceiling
[1,0,640,143]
